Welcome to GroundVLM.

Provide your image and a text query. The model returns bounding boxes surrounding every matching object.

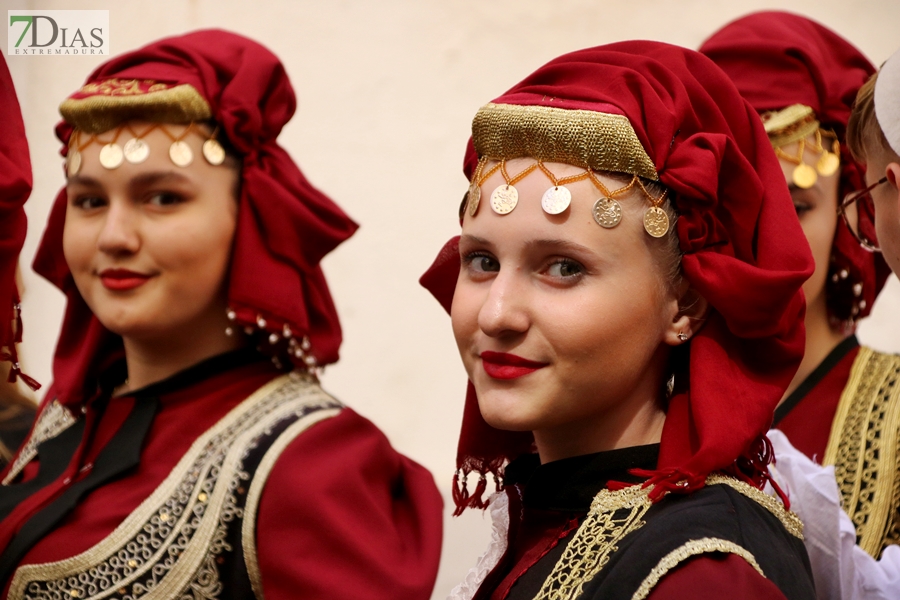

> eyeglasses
[838,176,888,252]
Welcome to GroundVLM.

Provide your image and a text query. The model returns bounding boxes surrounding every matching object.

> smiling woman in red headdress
[0,30,441,599]
[422,41,816,599]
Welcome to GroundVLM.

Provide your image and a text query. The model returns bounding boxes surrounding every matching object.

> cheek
[450,277,480,349]
[151,212,236,285]
[62,214,93,275]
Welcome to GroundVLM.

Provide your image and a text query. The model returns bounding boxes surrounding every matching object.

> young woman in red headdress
[0,31,442,599]
[701,11,900,585]
[421,41,817,599]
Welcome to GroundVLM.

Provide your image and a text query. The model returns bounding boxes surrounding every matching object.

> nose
[477,268,531,338]
[97,200,140,256]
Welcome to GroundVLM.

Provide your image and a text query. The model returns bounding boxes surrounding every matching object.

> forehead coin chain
[536,161,591,215]
[490,159,539,215]
[587,170,636,229]
[637,178,670,238]
[66,122,227,174]
[774,129,841,189]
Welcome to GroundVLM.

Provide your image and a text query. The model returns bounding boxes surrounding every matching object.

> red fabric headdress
[421,41,814,513]
[33,30,358,409]
[700,11,890,328]
[0,55,35,388]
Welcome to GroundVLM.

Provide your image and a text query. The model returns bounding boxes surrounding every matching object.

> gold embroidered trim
[472,103,658,181]
[242,409,339,599]
[630,537,765,600]
[60,83,212,134]
[823,346,900,557]
[706,474,804,540]
[534,484,653,600]
[534,475,799,600]
[8,372,342,600]
[3,400,77,485]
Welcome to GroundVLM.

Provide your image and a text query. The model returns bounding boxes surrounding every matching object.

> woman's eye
[792,201,811,216]
[147,192,183,206]
[546,259,584,278]
[73,196,106,210]
[466,253,499,273]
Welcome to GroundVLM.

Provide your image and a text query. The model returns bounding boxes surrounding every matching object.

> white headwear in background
[875,47,900,157]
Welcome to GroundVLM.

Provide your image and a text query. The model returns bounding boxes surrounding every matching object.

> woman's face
[63,122,239,344]
[451,160,683,461]
[777,136,841,316]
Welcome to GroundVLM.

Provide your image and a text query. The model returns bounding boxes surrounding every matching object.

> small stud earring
[677,332,689,342]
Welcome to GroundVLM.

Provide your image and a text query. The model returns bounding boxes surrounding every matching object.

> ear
[886,160,900,189]
[663,283,709,347]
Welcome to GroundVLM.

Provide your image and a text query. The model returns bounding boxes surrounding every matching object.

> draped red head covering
[33,30,358,410]
[0,55,34,388]
[421,41,814,513]
[700,11,890,328]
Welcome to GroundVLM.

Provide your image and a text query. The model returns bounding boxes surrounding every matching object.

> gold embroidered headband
[467,103,670,237]
[761,104,840,189]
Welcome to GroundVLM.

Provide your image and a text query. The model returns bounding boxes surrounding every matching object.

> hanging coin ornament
[99,143,124,169]
[592,197,623,228]
[490,184,518,215]
[643,206,669,237]
[467,183,481,217]
[123,138,150,164]
[792,163,817,189]
[67,150,82,176]
[541,186,571,215]
[816,151,840,176]
[202,138,226,166]
[169,141,194,167]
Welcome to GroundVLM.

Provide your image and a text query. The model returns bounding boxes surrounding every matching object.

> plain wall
[4,1,900,597]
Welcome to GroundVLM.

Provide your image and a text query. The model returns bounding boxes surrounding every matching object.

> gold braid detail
[533,475,799,600]
[824,346,900,557]
[630,537,764,600]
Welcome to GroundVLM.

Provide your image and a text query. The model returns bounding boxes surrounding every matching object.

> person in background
[701,14,900,582]
[0,30,442,599]
[421,40,816,599]
[0,56,38,469]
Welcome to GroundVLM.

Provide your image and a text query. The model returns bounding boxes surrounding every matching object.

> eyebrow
[460,234,595,256]
[67,171,194,190]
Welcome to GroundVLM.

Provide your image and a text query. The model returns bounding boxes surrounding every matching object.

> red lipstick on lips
[99,268,151,291]
[480,351,548,380]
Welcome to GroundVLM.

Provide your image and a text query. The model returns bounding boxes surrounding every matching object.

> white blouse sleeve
[767,429,900,600]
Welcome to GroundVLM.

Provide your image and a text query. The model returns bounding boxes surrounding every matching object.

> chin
[477,395,541,433]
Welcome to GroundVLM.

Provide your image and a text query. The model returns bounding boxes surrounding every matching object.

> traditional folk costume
[0,31,442,599]
[701,12,900,565]
[421,41,817,599]
[0,54,37,467]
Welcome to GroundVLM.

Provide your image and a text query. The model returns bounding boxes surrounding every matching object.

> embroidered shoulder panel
[7,372,343,600]
[534,475,798,600]
[3,400,77,485]
[630,537,764,600]
[823,346,900,557]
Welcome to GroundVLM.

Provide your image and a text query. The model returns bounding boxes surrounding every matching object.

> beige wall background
[4,0,900,596]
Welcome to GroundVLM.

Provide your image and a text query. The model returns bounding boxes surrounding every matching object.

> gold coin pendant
[169,141,194,167]
[792,163,817,189]
[202,139,226,166]
[592,197,623,228]
[816,151,840,177]
[468,183,481,217]
[541,186,571,215]
[67,150,82,176]
[643,206,670,238]
[98,143,124,169]
[490,184,519,215]
[123,138,150,164]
